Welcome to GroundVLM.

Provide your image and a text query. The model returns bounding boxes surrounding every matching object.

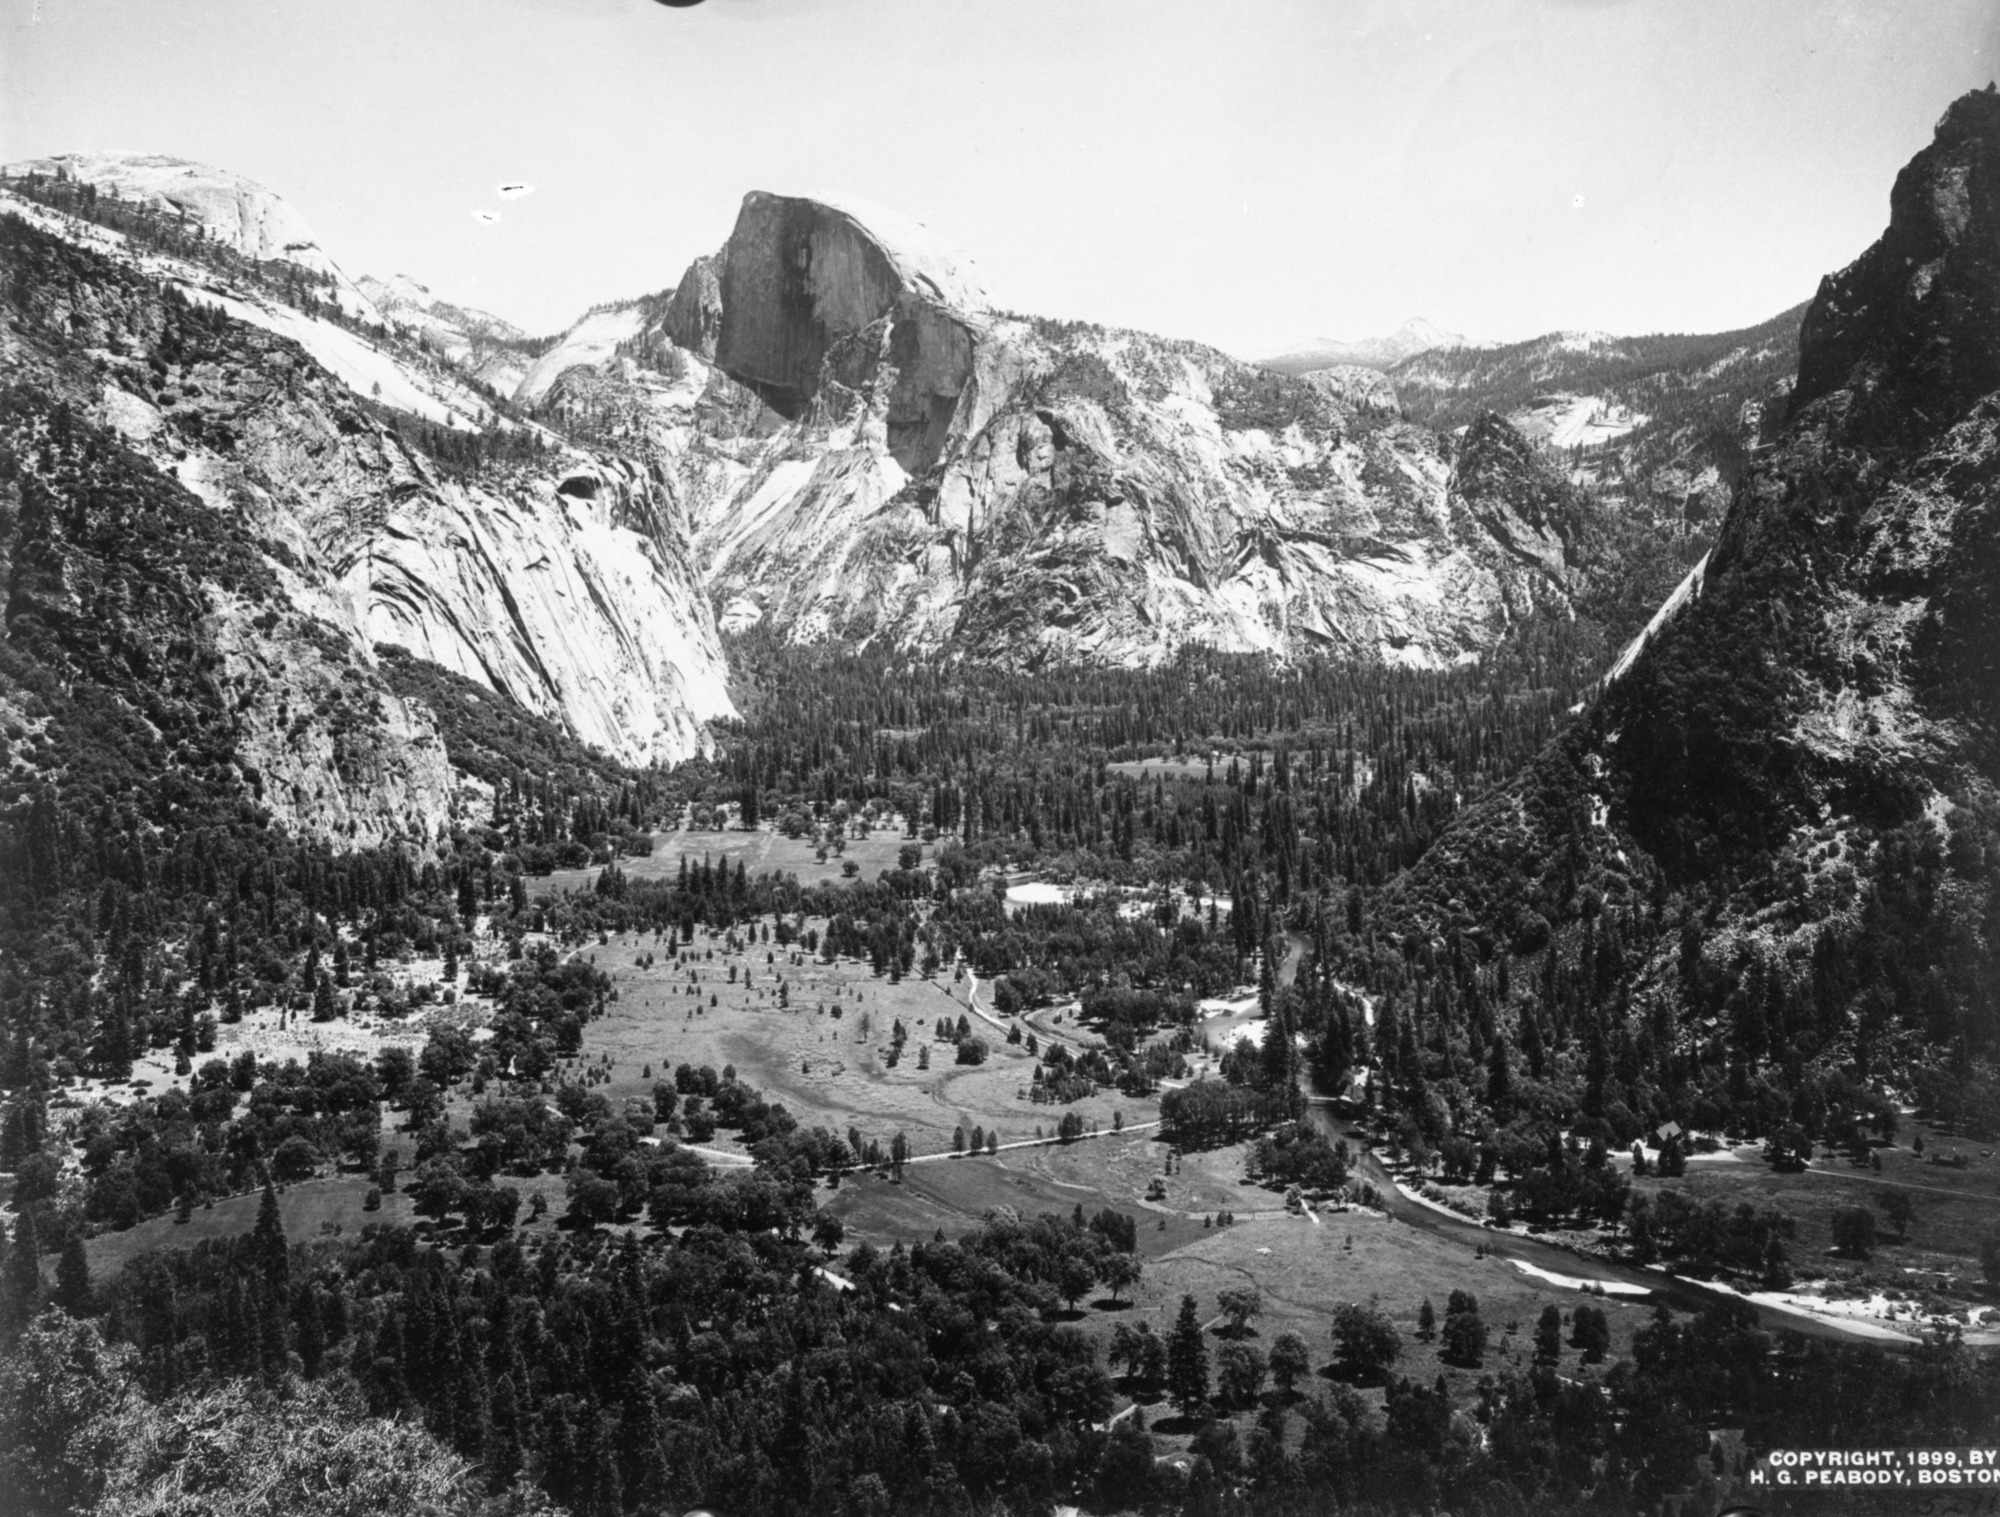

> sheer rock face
[663,254,723,362]
[1604,86,2000,836]
[714,191,982,474]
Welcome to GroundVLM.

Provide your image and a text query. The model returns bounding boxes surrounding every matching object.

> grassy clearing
[1129,1206,1658,1422]
[528,822,918,900]
[1629,1131,2000,1281]
[84,1168,579,1281]
[565,921,1160,1158]
[84,1174,416,1277]
[824,1131,1273,1256]
[1106,757,1232,781]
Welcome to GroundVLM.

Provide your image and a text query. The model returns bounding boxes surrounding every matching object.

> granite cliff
[513,194,1607,670]
[0,157,734,848]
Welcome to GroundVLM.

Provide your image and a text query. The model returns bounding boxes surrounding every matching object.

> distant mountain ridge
[13,152,384,323]
[3,150,1808,697]
[1388,306,1808,526]
[1260,317,1471,374]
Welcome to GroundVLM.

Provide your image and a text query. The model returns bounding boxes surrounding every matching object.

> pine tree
[1534,1304,1563,1365]
[1167,1292,1210,1419]
[252,1180,289,1297]
[489,1374,525,1490]
[54,1233,90,1315]
[5,1207,41,1320]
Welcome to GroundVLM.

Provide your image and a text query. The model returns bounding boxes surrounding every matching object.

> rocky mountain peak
[1792,84,2000,434]
[1259,318,1469,375]
[714,191,986,471]
[8,151,381,322]
[662,253,724,362]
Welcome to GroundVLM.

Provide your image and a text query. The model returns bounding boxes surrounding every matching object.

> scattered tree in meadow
[1217,1285,1263,1338]
[1267,1330,1311,1398]
[1442,1290,1487,1366]
[1534,1304,1563,1365]
[1832,1205,1876,1259]
[1331,1300,1401,1380]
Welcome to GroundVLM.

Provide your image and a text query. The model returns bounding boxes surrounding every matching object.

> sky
[2,0,1994,356]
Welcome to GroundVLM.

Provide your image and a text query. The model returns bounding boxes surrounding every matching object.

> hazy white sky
[3,0,1994,355]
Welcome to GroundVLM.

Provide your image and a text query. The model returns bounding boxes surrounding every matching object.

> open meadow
[1625,1127,2000,1285]
[528,819,919,899]
[563,919,1161,1159]
[1124,1204,1662,1434]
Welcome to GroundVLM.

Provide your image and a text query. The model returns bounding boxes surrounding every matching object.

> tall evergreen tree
[251,1180,289,1297]
[1167,1292,1210,1419]
[53,1234,90,1316]
[5,1207,40,1322]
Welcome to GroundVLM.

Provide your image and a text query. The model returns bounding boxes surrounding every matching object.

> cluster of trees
[1159,1076,1300,1151]
[960,1207,1143,1313]
[1250,1121,1350,1192]
[1626,1190,1796,1285]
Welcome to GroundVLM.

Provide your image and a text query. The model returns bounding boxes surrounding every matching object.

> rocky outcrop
[1447,412,1587,607]
[355,273,535,395]
[1260,318,1468,375]
[1300,364,1401,419]
[1792,87,2000,437]
[663,254,723,362]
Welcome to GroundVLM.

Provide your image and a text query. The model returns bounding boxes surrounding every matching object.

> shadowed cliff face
[1600,84,2000,865]
[715,192,980,473]
[663,254,723,362]
[1375,88,2000,1083]
[1792,87,2000,438]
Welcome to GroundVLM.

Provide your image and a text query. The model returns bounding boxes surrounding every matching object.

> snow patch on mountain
[516,306,646,405]
[1507,393,1647,451]
[1260,318,1472,374]
[190,284,483,429]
